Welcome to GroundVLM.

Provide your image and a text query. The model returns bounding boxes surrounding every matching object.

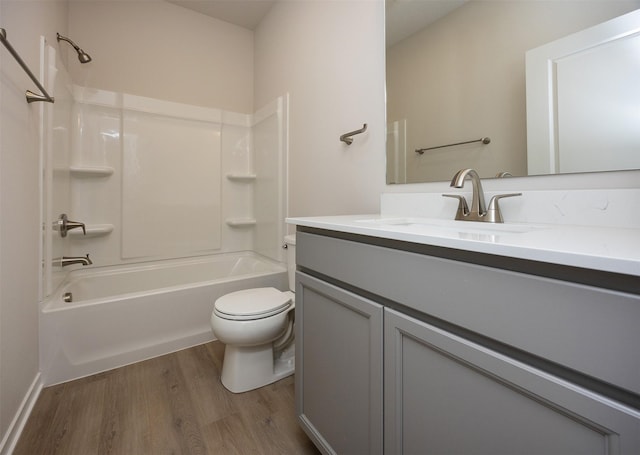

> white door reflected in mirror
[526,9,640,175]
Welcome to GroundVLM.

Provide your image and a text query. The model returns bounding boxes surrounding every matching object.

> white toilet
[210,234,297,393]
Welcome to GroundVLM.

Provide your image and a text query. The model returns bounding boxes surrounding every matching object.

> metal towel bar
[0,28,54,103]
[416,136,490,154]
[340,123,367,145]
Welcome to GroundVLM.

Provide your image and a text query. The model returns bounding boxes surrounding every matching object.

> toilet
[210,234,296,393]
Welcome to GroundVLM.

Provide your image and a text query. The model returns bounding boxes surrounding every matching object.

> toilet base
[220,342,295,393]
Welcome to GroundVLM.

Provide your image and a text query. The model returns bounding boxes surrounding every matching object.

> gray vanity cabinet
[384,307,639,455]
[295,229,640,455]
[295,272,384,455]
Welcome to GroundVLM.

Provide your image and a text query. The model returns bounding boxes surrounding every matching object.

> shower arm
[56,33,81,51]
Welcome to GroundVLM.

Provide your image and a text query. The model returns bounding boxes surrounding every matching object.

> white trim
[0,373,44,455]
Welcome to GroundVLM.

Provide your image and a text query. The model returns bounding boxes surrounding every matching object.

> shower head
[56,33,92,64]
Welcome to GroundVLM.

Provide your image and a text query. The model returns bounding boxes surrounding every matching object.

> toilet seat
[214,287,292,321]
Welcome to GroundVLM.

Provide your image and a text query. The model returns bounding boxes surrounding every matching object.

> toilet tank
[284,234,296,291]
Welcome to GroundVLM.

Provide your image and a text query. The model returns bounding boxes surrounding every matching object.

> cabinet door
[384,308,640,455]
[296,272,383,455]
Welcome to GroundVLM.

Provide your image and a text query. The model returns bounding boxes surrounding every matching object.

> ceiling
[385,0,469,47]
[166,0,277,30]
[166,0,467,44]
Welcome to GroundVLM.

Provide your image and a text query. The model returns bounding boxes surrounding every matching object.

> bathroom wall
[67,0,254,112]
[386,1,640,183]
[0,1,68,451]
[255,0,387,219]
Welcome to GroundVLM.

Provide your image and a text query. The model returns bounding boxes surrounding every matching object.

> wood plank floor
[15,341,320,455]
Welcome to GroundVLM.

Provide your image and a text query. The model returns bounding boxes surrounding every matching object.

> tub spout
[56,254,93,267]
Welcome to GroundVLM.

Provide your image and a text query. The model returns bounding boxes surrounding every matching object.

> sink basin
[355,217,546,235]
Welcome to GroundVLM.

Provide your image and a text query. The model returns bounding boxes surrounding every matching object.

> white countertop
[286,215,640,277]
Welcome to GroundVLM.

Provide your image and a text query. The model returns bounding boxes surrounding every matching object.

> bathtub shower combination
[40,43,290,386]
[41,253,288,385]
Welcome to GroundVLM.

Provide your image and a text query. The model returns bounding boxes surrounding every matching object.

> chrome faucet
[449,168,487,220]
[54,213,86,237]
[56,254,93,267]
[443,168,521,223]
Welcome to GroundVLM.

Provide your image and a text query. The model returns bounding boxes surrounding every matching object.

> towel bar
[0,28,54,103]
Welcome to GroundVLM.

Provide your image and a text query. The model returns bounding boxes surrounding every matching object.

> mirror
[385,0,640,184]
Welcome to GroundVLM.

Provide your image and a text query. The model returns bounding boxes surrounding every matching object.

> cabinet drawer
[297,230,640,396]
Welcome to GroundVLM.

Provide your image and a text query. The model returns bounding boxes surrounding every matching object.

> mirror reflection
[385,0,640,184]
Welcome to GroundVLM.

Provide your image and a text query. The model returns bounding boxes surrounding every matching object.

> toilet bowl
[210,234,296,393]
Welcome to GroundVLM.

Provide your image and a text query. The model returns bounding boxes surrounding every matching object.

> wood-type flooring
[14,341,319,455]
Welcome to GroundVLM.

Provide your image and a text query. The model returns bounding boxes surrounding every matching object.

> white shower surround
[64,85,288,271]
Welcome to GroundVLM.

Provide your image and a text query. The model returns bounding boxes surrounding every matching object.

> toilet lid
[214,287,292,320]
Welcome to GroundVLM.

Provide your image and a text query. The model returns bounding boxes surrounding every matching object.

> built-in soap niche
[68,166,115,237]
[225,174,257,227]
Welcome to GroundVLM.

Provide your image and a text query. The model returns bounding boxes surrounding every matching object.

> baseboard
[0,372,43,455]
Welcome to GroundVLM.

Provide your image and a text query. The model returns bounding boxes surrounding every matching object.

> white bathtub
[40,252,288,385]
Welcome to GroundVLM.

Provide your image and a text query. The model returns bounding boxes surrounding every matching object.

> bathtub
[40,252,288,386]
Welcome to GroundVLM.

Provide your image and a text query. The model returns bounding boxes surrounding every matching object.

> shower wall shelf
[70,166,115,177]
[226,173,257,182]
[226,218,257,227]
[68,224,114,237]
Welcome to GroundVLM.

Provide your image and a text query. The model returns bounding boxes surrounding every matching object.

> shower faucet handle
[54,213,86,237]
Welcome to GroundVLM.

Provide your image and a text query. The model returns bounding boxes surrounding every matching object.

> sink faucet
[56,254,93,267]
[449,168,487,220]
[443,168,521,223]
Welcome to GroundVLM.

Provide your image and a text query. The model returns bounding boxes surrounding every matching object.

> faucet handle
[486,193,522,223]
[66,220,86,236]
[442,194,469,221]
[54,213,86,237]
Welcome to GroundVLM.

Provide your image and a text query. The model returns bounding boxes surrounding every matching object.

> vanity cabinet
[295,228,640,455]
[295,272,383,455]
